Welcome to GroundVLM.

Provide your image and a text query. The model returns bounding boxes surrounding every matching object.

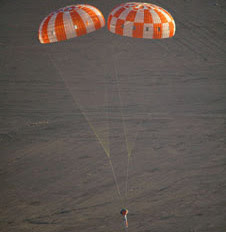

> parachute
[37,3,176,228]
[38,4,105,44]
[107,2,176,39]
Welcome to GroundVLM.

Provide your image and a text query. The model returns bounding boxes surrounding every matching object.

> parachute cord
[108,158,124,206]
[105,70,124,205]
[112,54,132,159]
[124,156,130,206]
[48,53,123,203]
[111,45,131,207]
[48,53,110,157]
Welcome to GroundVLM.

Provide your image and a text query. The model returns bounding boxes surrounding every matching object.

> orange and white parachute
[107,2,176,39]
[38,4,105,44]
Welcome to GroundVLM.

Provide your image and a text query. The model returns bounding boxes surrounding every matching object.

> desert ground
[0,0,226,231]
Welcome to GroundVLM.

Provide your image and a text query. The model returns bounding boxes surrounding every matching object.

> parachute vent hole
[146,27,149,31]
[158,27,161,32]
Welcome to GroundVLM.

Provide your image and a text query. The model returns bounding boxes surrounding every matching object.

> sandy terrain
[0,0,226,231]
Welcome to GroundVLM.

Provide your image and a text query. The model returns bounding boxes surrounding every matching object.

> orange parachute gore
[39,4,105,43]
[108,2,176,39]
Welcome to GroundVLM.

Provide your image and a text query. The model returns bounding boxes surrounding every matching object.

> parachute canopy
[39,4,105,44]
[107,2,176,39]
